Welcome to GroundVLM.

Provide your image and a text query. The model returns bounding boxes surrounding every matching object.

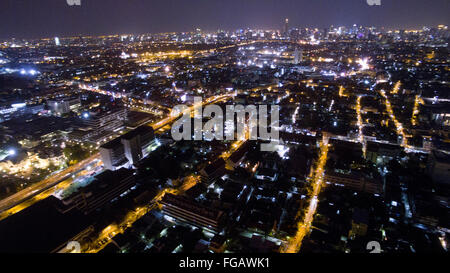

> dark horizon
[0,0,449,39]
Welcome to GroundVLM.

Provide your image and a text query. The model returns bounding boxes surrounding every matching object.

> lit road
[0,92,233,221]
[150,93,233,131]
[82,92,238,253]
[356,96,366,157]
[0,161,102,221]
[391,81,401,95]
[0,153,101,216]
[79,83,170,114]
[281,136,330,253]
[338,85,348,97]
[85,98,250,253]
[411,95,424,126]
[84,126,246,253]
[85,127,249,253]
[378,85,409,148]
[84,175,201,253]
[80,81,233,132]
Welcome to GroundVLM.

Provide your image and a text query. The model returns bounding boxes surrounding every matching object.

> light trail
[281,137,330,253]
[79,84,168,113]
[0,161,102,221]
[3,87,255,252]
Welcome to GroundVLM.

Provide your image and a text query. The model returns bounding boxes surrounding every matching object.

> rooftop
[0,196,91,253]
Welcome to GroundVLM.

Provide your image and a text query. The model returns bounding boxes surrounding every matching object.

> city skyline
[0,0,448,259]
[0,0,449,39]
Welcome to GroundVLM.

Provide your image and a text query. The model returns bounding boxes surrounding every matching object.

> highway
[0,82,274,250]
[150,93,233,131]
[0,153,101,216]
[0,93,233,222]
[85,103,248,253]
[0,162,102,221]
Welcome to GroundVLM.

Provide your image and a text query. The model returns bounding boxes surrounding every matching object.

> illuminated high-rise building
[54,37,60,46]
[284,18,289,37]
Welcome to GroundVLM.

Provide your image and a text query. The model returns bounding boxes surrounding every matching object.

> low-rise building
[325,171,383,195]
[200,158,227,183]
[61,168,136,214]
[161,193,225,233]
[0,196,93,253]
[428,150,450,184]
[47,96,81,115]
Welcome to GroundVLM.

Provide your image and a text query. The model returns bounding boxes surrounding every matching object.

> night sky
[0,0,449,39]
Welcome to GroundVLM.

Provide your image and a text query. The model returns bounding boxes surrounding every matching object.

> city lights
[0,2,448,258]
[357,58,370,71]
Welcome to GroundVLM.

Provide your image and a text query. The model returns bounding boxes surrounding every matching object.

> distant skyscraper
[284,18,289,37]
[54,37,60,46]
